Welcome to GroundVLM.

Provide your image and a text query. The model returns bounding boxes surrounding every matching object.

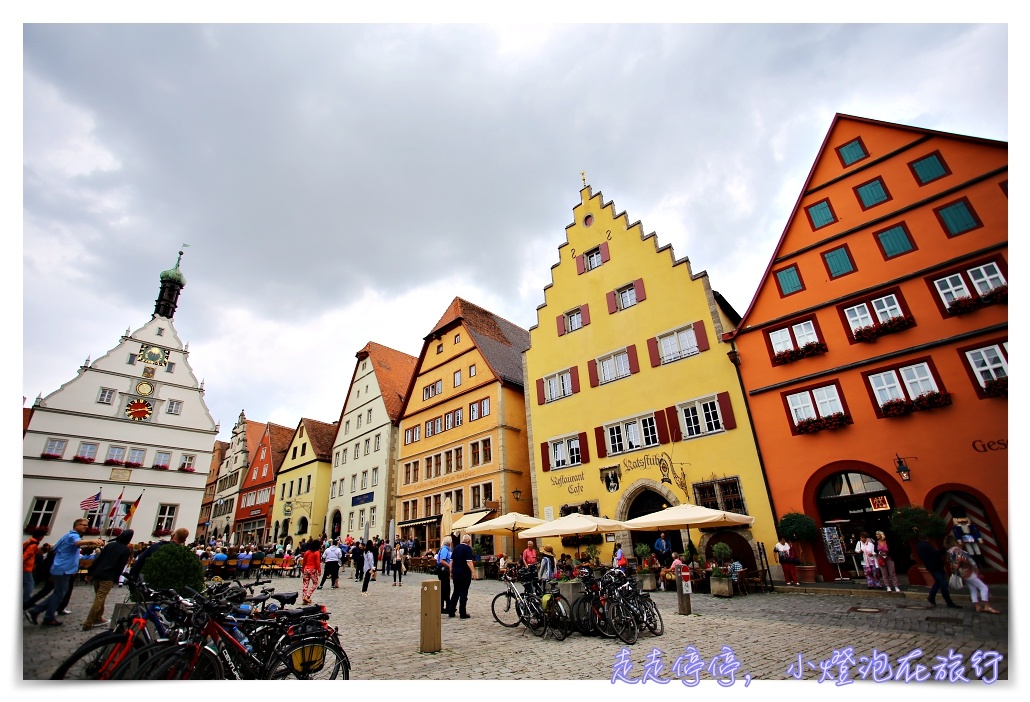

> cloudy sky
[21,22,1008,440]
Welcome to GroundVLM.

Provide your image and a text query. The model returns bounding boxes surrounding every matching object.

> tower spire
[154,247,188,319]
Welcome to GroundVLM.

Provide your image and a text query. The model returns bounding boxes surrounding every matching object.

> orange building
[727,114,1007,583]
[233,421,294,545]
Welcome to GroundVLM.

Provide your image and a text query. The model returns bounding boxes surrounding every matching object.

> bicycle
[570,567,615,639]
[538,579,573,641]
[491,565,545,633]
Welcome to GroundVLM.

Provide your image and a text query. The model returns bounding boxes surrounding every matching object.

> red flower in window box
[152,464,170,470]
[946,295,982,315]
[984,377,1007,398]
[879,398,915,417]
[23,525,50,535]
[84,526,101,535]
[774,341,829,364]
[124,461,143,468]
[912,390,952,411]
[877,314,916,336]
[153,528,173,537]
[72,455,96,464]
[104,459,125,466]
[980,285,1008,306]
[39,452,62,460]
[852,325,879,342]
[795,412,853,434]
[178,466,196,473]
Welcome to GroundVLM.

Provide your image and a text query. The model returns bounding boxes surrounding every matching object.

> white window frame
[965,344,1008,386]
[454,408,463,426]
[933,274,970,305]
[658,326,699,364]
[156,504,177,532]
[364,439,371,455]
[566,308,583,332]
[786,385,844,425]
[868,364,940,406]
[597,350,630,384]
[180,454,196,470]
[470,403,479,421]
[128,448,146,465]
[350,474,357,492]
[97,388,116,404]
[454,370,462,387]
[27,498,59,531]
[370,506,377,528]
[844,294,904,331]
[585,247,603,271]
[106,445,127,462]
[480,398,490,417]
[617,283,638,310]
[155,450,171,468]
[348,512,354,531]
[967,263,1006,296]
[544,369,573,402]
[769,320,818,353]
[550,435,583,469]
[78,442,99,460]
[359,510,366,529]
[469,364,476,377]
[167,399,183,415]
[679,396,724,438]
[605,414,659,455]
[361,470,368,490]
[372,467,379,486]
[367,408,373,424]
[45,438,67,456]
[345,420,350,435]
[374,434,381,451]
[356,415,362,429]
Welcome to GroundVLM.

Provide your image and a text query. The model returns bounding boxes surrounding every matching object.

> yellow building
[395,298,532,558]
[525,185,778,569]
[269,417,337,548]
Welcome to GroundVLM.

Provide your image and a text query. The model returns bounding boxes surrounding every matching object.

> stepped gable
[267,422,295,472]
[432,297,529,388]
[302,418,338,461]
[362,342,418,423]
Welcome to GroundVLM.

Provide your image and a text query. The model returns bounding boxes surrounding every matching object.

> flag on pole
[108,488,125,527]
[79,490,101,511]
[125,493,143,525]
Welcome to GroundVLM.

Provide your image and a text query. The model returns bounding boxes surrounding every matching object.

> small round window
[584,214,594,226]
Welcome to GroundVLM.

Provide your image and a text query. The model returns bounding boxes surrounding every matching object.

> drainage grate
[848,607,886,613]
[926,617,963,624]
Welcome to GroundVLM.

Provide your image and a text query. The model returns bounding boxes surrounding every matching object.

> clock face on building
[137,344,169,366]
[125,399,153,421]
[135,381,154,396]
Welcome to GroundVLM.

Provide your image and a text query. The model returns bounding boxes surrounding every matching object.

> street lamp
[511,488,522,502]
[894,454,913,482]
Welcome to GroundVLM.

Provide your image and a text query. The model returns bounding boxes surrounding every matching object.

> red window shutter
[581,304,591,326]
[665,406,682,442]
[576,255,586,275]
[587,359,599,387]
[694,319,710,352]
[556,314,566,336]
[606,291,618,314]
[600,242,610,262]
[578,431,590,464]
[594,426,607,459]
[655,411,670,445]
[717,391,737,430]
[569,366,581,393]
[633,278,646,302]
[536,378,546,406]
[647,337,660,367]
[627,345,640,374]
[540,442,551,472]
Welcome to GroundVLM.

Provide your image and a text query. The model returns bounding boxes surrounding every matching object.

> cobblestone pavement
[22,573,1008,683]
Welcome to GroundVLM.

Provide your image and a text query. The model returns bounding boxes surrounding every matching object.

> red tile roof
[428,298,530,387]
[266,422,295,474]
[358,342,418,423]
[300,418,338,461]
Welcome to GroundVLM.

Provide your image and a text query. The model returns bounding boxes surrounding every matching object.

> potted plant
[471,542,486,579]
[555,569,583,601]
[584,543,603,578]
[709,542,734,597]
[633,542,656,591]
[889,505,948,586]
[134,542,205,603]
[776,512,819,582]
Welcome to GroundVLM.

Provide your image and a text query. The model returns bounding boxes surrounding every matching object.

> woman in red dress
[301,539,322,605]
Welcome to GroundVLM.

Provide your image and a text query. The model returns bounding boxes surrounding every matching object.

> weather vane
[580,170,586,186]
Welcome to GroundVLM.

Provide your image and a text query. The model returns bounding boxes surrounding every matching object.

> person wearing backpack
[381,540,393,576]
[436,536,453,612]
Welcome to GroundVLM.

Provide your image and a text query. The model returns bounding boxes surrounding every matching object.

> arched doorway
[281,518,291,542]
[273,521,280,543]
[815,471,906,575]
[704,531,757,571]
[297,516,309,536]
[626,489,683,562]
[933,491,1007,575]
[331,511,342,540]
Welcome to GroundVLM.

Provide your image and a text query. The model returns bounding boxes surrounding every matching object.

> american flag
[79,490,101,511]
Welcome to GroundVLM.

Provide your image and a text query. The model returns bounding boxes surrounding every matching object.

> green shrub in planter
[889,505,947,541]
[776,512,819,544]
[711,542,732,564]
[139,543,204,600]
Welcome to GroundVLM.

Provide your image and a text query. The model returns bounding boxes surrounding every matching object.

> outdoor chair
[732,570,749,596]
[224,559,238,579]
[746,568,768,593]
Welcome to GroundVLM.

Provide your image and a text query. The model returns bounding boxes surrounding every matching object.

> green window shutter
[940,202,977,235]
[839,139,866,166]
[807,201,834,228]
[912,154,946,183]
[824,248,854,277]
[857,180,888,207]
[877,226,913,257]
[776,267,802,294]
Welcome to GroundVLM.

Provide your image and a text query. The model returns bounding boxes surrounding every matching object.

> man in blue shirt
[436,536,453,613]
[654,532,672,568]
[26,518,104,627]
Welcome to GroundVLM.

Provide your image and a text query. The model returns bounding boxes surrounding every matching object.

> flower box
[912,391,952,411]
[153,529,173,538]
[980,285,1007,306]
[39,452,62,460]
[124,461,143,469]
[880,398,915,417]
[946,295,982,315]
[104,459,125,466]
[852,325,880,343]
[152,464,170,470]
[23,525,50,535]
[773,341,829,365]
[795,412,853,435]
[178,466,196,473]
[984,377,1007,398]
[72,455,96,464]
[853,315,916,343]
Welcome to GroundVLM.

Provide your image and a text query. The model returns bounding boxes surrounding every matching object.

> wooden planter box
[710,577,734,598]
[636,572,657,592]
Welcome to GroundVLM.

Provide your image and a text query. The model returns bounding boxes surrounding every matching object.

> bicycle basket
[289,642,327,675]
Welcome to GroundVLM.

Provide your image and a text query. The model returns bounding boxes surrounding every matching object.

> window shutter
[694,319,710,352]
[578,432,590,464]
[633,278,646,302]
[717,392,737,430]
[594,426,607,459]
[655,411,670,444]
[627,345,640,374]
[536,378,546,405]
[540,443,551,472]
[576,255,586,275]
[600,242,610,262]
[665,406,682,442]
[581,304,591,326]
[647,337,661,367]
[606,291,618,314]
[587,359,599,387]
[569,366,581,394]
[556,315,566,336]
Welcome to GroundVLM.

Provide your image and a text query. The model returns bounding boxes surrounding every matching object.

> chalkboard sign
[821,526,846,564]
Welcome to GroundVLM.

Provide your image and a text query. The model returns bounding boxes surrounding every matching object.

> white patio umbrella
[465,511,546,539]
[621,503,754,531]
[518,513,628,539]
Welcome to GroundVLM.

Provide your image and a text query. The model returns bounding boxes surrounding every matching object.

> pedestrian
[654,532,672,568]
[26,518,104,627]
[22,528,47,608]
[392,541,406,586]
[945,534,999,614]
[875,530,901,592]
[301,539,322,605]
[854,532,883,589]
[612,542,627,570]
[446,533,476,618]
[916,534,961,609]
[319,539,343,589]
[353,542,365,582]
[82,529,134,630]
[381,539,393,577]
[437,536,453,612]
[774,535,800,585]
[537,545,556,581]
[361,541,376,596]
[25,543,55,610]
[658,552,683,591]
[521,540,539,567]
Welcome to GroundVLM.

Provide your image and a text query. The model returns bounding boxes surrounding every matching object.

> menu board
[821,526,846,564]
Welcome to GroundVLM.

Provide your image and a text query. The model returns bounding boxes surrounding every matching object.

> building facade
[525,185,778,566]
[23,252,217,543]
[196,440,228,543]
[329,342,417,543]
[727,115,1008,582]
[395,298,532,557]
[269,418,337,547]
[232,421,293,546]
[210,411,265,544]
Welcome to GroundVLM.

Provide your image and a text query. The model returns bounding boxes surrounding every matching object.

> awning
[397,515,442,528]
[451,509,494,531]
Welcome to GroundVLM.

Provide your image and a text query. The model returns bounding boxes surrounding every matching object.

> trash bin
[675,564,692,615]
[420,580,442,652]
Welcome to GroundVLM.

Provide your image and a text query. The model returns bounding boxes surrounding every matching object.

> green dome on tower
[159,250,187,286]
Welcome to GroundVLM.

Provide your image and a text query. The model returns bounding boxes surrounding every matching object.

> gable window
[874,223,916,259]
[785,383,846,429]
[854,177,891,209]
[367,409,372,424]
[842,292,907,336]
[909,151,950,185]
[585,247,603,271]
[679,396,724,438]
[577,242,609,274]
[356,415,362,429]
[836,138,868,167]
[550,435,583,469]
[822,245,856,278]
[374,434,381,451]
[97,388,116,404]
[341,448,348,463]
[454,333,460,344]
[469,364,476,377]
[167,400,183,415]
[607,279,646,314]
[557,305,590,336]
[935,198,982,237]
[566,309,582,332]
[345,420,350,435]
[805,199,837,230]
[773,265,804,296]
[361,470,368,490]
[965,344,1007,389]
[126,354,136,365]
[436,343,444,354]
[165,363,175,373]
[693,477,747,514]
[605,415,659,455]
[453,370,461,387]
[866,361,940,410]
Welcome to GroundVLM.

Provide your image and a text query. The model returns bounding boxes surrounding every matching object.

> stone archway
[610,479,681,563]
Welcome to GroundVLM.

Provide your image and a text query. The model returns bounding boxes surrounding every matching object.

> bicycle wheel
[266,639,350,679]
[491,591,522,628]
[523,596,547,637]
[143,644,223,680]
[51,631,131,679]
[571,596,595,636]
[606,601,638,646]
[548,595,573,641]
[108,641,176,680]
[643,599,664,636]
[592,600,616,639]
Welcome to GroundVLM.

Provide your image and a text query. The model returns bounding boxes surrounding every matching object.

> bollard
[420,580,442,653]
[675,564,692,615]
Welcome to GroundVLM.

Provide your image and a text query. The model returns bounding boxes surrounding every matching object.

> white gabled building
[22,252,218,544]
